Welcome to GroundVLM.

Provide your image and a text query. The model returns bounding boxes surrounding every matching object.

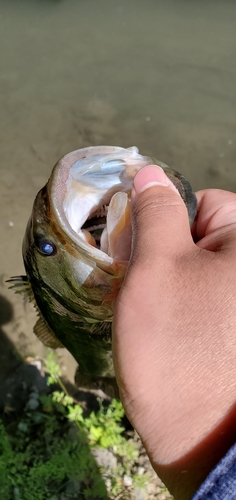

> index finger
[192,189,236,243]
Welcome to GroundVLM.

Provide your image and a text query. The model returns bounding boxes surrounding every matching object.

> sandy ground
[0,0,236,395]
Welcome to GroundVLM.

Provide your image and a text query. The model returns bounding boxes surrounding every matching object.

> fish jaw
[22,186,118,322]
[22,186,118,380]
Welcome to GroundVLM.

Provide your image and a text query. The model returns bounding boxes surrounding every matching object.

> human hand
[112,165,236,500]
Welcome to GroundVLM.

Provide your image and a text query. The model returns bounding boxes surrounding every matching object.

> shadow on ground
[0,294,111,499]
[0,293,108,415]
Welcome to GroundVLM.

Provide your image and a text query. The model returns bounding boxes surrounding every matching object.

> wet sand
[1,0,236,385]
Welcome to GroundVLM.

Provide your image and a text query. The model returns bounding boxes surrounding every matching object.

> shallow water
[1,0,236,382]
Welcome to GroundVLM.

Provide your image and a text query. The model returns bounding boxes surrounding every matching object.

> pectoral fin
[8,276,63,349]
[34,315,64,349]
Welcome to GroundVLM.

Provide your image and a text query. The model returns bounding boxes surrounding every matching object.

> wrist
[131,398,236,500]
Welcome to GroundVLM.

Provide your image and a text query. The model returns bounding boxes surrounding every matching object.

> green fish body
[10,146,197,396]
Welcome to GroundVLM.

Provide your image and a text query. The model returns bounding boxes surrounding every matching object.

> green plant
[0,402,107,499]
[0,352,154,499]
[43,352,151,497]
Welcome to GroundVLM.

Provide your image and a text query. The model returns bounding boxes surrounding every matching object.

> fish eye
[36,239,57,256]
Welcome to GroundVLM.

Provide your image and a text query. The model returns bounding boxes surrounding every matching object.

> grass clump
[0,352,150,499]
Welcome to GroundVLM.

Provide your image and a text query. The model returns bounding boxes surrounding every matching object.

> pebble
[123,474,133,487]
[92,447,117,470]
[134,486,147,500]
[147,483,157,494]
[137,466,145,475]
[27,397,39,410]
[13,487,20,497]
[27,390,40,410]
[138,455,145,465]
[18,421,28,432]
[28,391,39,399]
[105,478,112,491]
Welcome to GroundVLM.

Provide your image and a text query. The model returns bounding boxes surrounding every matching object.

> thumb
[130,165,195,262]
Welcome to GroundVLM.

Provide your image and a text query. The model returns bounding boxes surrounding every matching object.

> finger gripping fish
[10,146,197,397]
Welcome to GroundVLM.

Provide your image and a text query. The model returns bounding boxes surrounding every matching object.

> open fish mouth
[51,145,197,268]
[60,146,146,264]
[77,192,132,263]
[81,207,108,247]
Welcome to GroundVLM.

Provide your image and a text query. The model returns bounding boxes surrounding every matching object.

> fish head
[23,145,197,323]
[23,175,120,326]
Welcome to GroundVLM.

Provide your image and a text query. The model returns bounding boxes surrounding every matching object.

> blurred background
[1,0,236,382]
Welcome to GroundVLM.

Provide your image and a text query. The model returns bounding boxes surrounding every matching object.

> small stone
[18,422,28,432]
[137,466,145,476]
[13,487,20,497]
[123,474,132,487]
[105,478,112,491]
[92,448,117,470]
[29,391,39,399]
[138,455,145,465]
[147,483,156,494]
[134,487,147,500]
[27,392,39,410]
[27,398,39,410]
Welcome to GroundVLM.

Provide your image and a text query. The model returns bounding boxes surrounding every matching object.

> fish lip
[48,146,126,272]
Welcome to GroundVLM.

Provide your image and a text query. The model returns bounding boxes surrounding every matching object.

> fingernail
[133,165,170,194]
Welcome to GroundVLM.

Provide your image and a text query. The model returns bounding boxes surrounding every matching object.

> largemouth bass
[10,146,197,396]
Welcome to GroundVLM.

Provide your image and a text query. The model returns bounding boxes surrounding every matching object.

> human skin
[112,165,236,500]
